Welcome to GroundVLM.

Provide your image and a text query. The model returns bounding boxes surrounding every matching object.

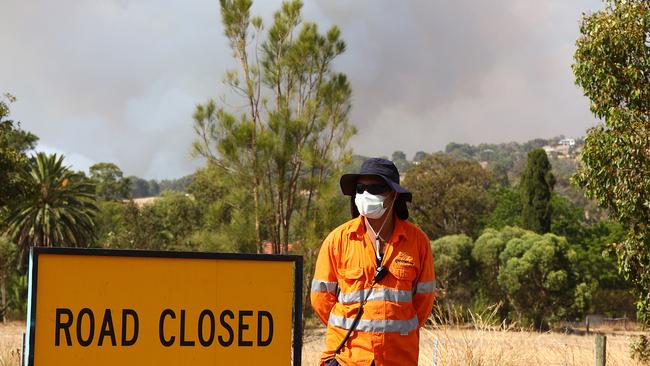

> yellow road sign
[24,248,303,366]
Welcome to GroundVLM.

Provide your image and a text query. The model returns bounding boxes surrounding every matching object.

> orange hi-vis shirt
[311,216,436,366]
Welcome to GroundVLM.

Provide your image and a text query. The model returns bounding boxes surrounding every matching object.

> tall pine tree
[520,148,555,233]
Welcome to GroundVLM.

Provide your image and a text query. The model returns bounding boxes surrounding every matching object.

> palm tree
[5,153,98,267]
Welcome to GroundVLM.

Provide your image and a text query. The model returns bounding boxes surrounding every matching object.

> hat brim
[340,173,412,202]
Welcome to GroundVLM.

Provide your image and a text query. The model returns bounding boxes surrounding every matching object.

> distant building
[559,138,576,146]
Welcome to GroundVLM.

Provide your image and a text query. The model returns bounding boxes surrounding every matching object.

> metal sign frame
[23,247,303,366]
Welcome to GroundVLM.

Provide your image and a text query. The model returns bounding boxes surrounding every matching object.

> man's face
[356,176,396,208]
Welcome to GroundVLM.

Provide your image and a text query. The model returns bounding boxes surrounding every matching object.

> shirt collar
[347,215,408,242]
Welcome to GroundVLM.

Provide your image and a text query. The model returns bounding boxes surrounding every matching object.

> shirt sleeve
[413,232,436,328]
[310,232,339,325]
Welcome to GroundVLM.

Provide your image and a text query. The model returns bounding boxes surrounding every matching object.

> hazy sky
[1,0,603,179]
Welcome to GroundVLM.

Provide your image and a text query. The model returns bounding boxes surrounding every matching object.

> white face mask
[355,191,387,219]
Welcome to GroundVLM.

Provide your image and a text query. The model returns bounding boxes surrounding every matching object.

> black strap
[334,305,364,354]
[334,267,388,354]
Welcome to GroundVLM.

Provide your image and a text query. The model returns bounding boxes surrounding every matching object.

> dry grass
[303,306,646,366]
[302,325,643,366]
[0,322,22,366]
[1,320,643,366]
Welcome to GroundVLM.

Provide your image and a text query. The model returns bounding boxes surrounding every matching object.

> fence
[557,315,643,334]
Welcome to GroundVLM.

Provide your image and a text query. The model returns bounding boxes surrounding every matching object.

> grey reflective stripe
[337,288,412,304]
[415,280,436,294]
[329,313,419,333]
[311,279,338,294]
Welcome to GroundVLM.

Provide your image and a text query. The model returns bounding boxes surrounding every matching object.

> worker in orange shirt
[311,158,436,366]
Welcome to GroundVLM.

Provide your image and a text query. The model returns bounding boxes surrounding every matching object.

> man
[311,158,436,366]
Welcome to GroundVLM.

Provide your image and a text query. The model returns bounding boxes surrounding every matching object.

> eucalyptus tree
[5,153,98,268]
[572,0,650,321]
[192,0,355,253]
[403,153,494,240]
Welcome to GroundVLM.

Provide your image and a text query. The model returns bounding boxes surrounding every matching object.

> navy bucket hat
[340,158,412,219]
[340,158,412,201]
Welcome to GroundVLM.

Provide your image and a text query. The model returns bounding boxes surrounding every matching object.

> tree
[5,153,98,268]
[129,176,151,198]
[550,193,586,244]
[403,153,494,239]
[488,161,510,187]
[572,220,633,316]
[429,234,473,321]
[413,151,428,163]
[472,226,528,313]
[0,93,38,209]
[89,162,131,200]
[148,180,161,196]
[482,187,522,230]
[159,175,193,193]
[520,148,555,233]
[445,143,477,160]
[0,236,16,322]
[391,151,410,172]
[497,231,579,328]
[95,192,202,251]
[572,0,650,321]
[192,0,355,254]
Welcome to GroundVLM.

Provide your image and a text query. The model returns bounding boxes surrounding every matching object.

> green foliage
[471,226,607,327]
[445,143,478,160]
[96,192,202,251]
[413,151,428,163]
[7,274,27,318]
[0,93,38,209]
[127,175,191,198]
[128,176,153,198]
[488,162,510,187]
[295,172,349,319]
[520,148,555,233]
[572,220,634,315]
[403,153,494,240]
[391,151,411,172]
[6,153,98,268]
[496,231,578,328]
[89,162,131,200]
[150,191,202,250]
[550,193,585,243]
[430,235,473,307]
[158,175,192,193]
[193,0,354,254]
[572,0,650,321]
[0,236,16,321]
[482,187,522,230]
[472,226,528,309]
[187,163,257,252]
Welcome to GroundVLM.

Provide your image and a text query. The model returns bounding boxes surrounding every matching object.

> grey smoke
[0,0,603,178]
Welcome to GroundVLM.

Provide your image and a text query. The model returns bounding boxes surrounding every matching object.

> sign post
[23,247,302,366]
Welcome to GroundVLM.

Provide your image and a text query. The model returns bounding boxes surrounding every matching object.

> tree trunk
[1,274,6,323]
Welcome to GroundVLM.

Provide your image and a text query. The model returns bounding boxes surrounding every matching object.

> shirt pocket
[389,261,417,282]
[337,240,365,281]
